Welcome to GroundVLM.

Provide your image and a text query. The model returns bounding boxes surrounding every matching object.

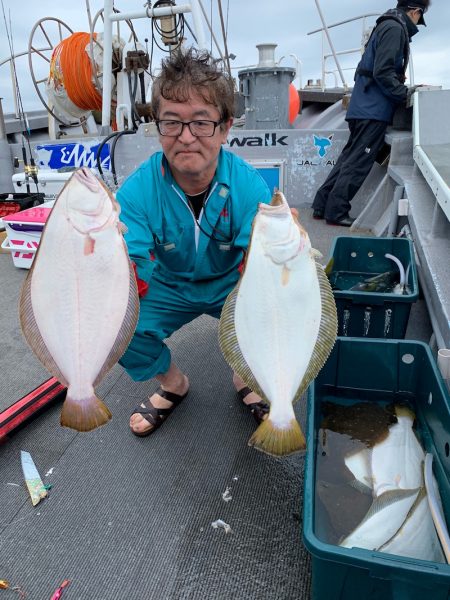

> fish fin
[118,220,128,235]
[18,271,69,386]
[218,283,267,400]
[378,487,427,551]
[292,261,338,403]
[60,393,112,432]
[248,417,306,456]
[94,257,140,386]
[394,405,416,420]
[323,257,334,277]
[349,479,373,495]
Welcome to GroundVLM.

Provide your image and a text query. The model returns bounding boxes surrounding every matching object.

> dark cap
[397,0,428,25]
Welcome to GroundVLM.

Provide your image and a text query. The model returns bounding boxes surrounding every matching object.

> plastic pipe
[437,349,450,381]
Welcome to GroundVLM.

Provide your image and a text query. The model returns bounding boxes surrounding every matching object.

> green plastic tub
[327,237,419,338]
[304,338,450,600]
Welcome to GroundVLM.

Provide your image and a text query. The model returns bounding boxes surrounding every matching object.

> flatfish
[219,191,337,456]
[19,168,139,431]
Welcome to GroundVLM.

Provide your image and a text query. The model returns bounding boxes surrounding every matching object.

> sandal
[130,387,188,437]
[237,386,270,425]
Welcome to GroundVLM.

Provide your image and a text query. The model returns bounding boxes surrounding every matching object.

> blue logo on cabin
[313,135,333,158]
[35,142,111,171]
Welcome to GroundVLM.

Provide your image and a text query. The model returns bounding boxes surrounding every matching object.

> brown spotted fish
[19,168,139,431]
[219,191,337,456]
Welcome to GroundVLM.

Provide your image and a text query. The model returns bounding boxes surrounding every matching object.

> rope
[51,32,103,111]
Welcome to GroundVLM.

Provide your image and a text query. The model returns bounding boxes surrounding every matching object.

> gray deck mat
[0,211,431,599]
[1,313,310,600]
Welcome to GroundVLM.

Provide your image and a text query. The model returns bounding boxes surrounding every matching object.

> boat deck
[0,212,431,599]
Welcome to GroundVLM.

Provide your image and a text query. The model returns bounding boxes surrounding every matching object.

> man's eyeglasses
[155,119,224,137]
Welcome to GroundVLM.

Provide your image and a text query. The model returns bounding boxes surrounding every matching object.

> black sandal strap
[236,386,253,402]
[249,401,270,424]
[158,388,188,406]
[131,388,188,428]
[236,386,270,425]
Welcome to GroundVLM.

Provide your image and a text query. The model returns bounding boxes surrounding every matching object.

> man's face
[157,91,232,184]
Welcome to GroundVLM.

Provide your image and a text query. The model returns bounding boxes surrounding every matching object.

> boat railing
[307,3,381,91]
[308,5,418,92]
[412,89,450,223]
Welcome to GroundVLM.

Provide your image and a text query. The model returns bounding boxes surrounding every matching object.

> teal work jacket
[117,148,272,288]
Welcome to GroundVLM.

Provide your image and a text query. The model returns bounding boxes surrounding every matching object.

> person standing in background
[312,0,430,227]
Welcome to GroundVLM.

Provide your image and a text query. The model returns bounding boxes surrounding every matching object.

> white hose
[424,453,450,563]
[385,253,406,289]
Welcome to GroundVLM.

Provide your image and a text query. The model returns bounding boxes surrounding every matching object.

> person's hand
[290,207,299,219]
[406,85,425,106]
[406,86,418,107]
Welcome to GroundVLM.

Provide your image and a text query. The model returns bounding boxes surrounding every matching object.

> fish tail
[60,394,112,432]
[248,416,306,456]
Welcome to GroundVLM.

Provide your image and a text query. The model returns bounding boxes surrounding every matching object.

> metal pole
[314,0,347,88]
[308,13,380,35]
[9,60,19,118]
[0,97,7,140]
[198,0,225,59]
[100,0,114,133]
[190,0,207,49]
[109,4,193,22]
[0,97,15,192]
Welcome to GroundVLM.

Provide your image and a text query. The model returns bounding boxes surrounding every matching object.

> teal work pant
[119,270,237,381]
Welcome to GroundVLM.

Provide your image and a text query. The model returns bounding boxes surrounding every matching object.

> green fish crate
[327,236,419,338]
[303,338,450,600]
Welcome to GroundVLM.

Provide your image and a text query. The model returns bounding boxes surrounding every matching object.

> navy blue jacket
[347,9,418,123]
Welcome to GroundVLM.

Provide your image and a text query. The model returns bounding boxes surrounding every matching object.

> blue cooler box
[303,338,450,600]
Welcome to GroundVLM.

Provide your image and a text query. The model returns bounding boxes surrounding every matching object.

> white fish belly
[380,496,445,562]
[341,490,419,550]
[371,416,425,495]
[235,234,321,409]
[30,209,130,396]
[345,448,372,488]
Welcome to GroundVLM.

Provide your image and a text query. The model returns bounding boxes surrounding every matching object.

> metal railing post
[100,0,114,134]
[314,0,346,88]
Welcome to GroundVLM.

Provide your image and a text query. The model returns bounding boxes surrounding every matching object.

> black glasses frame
[155,119,224,137]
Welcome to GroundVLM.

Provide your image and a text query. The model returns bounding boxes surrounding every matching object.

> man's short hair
[151,47,235,125]
[397,0,430,8]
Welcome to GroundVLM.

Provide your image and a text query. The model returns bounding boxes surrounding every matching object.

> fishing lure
[50,580,71,600]
[20,450,48,506]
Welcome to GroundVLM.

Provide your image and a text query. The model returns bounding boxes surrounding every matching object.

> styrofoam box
[1,201,55,269]
[12,170,73,200]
